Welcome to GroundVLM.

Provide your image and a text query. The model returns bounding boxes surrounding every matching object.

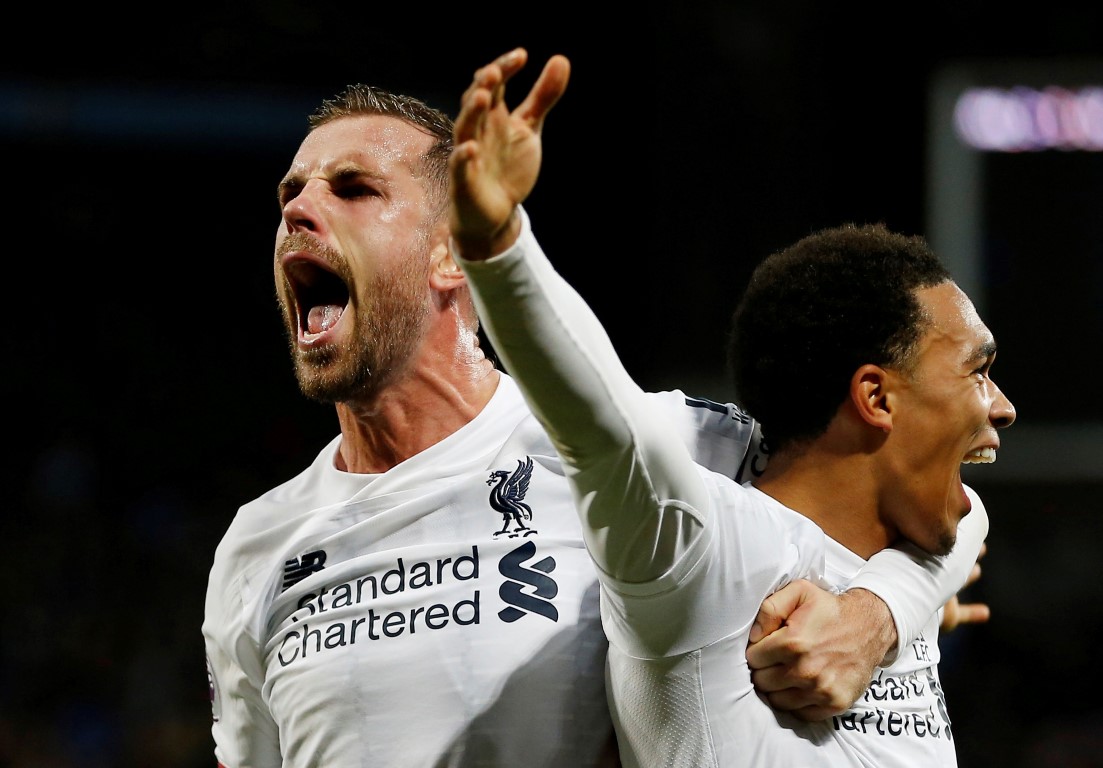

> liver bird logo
[487,457,537,537]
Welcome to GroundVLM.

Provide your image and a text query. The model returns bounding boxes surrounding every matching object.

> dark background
[3,3,1101,766]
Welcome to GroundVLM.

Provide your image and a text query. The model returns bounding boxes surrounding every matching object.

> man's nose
[282,181,327,235]
[990,381,1016,429]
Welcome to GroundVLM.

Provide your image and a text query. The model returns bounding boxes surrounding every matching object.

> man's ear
[429,230,465,291]
[851,364,893,433]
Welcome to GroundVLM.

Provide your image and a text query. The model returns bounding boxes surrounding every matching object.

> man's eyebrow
[276,175,302,200]
[968,339,998,366]
[330,164,384,183]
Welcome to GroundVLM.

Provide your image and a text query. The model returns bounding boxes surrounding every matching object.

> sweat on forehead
[279,117,433,185]
[287,114,451,197]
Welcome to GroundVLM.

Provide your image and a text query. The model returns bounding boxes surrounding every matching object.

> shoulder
[644,390,765,481]
[209,437,341,574]
[645,390,756,441]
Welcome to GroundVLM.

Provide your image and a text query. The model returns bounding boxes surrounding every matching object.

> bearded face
[272,113,448,406]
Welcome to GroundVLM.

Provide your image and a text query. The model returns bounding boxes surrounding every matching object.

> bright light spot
[953,86,1103,151]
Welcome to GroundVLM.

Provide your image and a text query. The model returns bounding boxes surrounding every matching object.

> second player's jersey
[604,486,968,767]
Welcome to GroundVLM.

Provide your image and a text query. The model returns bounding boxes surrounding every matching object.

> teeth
[962,447,996,464]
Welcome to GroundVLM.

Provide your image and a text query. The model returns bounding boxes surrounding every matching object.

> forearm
[456,210,630,460]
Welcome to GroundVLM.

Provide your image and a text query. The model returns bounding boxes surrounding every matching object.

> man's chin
[933,529,957,558]
[297,369,358,404]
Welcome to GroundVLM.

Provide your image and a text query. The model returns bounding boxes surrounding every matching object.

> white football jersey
[203,375,761,767]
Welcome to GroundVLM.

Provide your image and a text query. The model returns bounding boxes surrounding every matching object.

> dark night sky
[3,4,1101,766]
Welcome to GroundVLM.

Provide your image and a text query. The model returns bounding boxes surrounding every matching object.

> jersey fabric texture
[457,209,986,767]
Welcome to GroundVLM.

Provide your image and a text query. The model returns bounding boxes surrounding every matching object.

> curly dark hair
[307,84,455,215]
[727,222,952,453]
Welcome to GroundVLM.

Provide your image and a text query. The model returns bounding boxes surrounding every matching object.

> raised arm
[449,48,712,587]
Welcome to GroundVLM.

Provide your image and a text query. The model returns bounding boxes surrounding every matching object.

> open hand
[449,48,570,261]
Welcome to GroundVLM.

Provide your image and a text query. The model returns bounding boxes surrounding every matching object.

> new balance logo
[498,540,558,623]
[282,550,327,592]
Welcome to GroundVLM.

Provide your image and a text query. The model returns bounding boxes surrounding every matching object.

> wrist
[843,588,898,665]
[452,208,522,263]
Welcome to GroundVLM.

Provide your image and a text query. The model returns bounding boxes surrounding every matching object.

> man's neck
[754,452,891,559]
[333,365,500,474]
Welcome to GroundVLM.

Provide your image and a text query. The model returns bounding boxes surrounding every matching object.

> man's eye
[337,183,377,199]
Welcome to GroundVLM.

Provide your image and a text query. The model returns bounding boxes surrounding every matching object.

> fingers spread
[453,88,490,145]
[495,47,528,78]
[516,55,571,130]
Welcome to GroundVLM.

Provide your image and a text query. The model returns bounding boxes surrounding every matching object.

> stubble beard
[932,528,957,558]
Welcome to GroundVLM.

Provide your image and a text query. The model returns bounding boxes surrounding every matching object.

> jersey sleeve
[455,208,713,588]
[848,484,989,663]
